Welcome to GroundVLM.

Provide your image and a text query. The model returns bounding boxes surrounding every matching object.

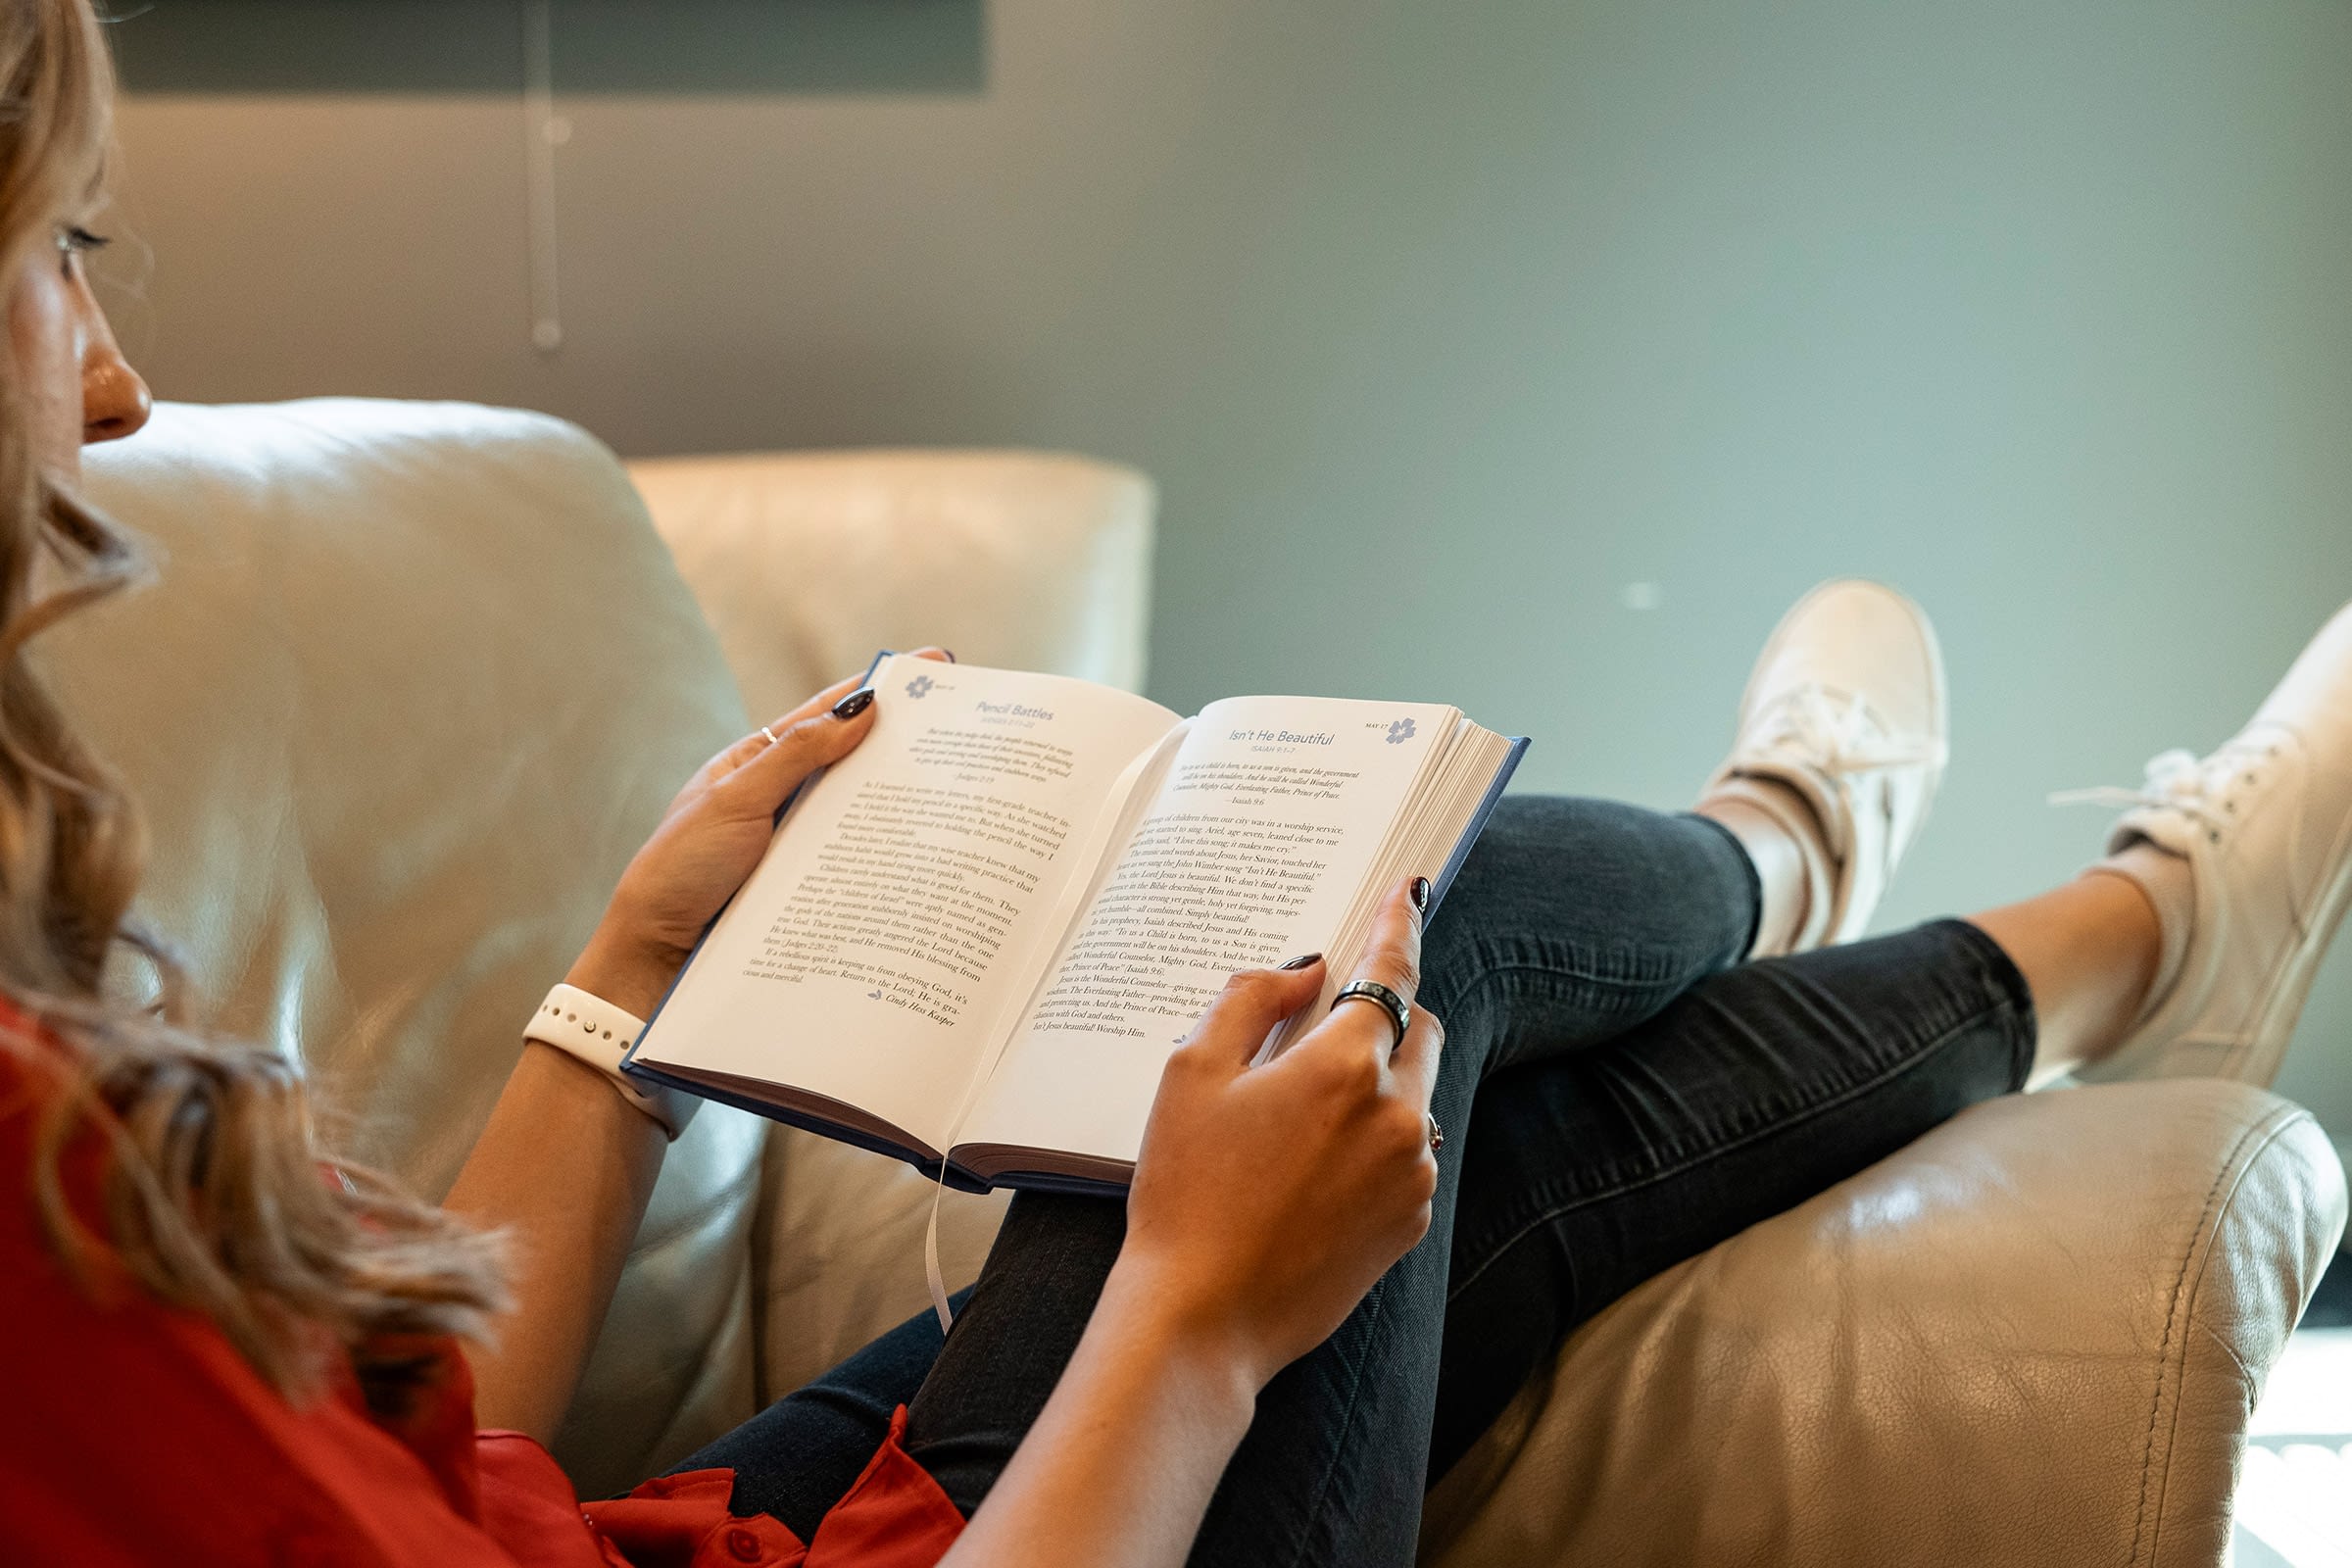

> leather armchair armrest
[1423,1081,2348,1568]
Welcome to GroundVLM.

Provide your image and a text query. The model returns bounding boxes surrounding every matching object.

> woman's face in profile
[7,218,150,480]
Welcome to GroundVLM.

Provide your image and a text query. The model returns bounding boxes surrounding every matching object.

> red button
[725,1526,764,1563]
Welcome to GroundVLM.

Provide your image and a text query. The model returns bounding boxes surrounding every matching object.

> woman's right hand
[1114,881,1445,1390]
[939,887,1442,1566]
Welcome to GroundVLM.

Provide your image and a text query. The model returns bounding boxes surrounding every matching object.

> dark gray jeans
[673,796,2035,1564]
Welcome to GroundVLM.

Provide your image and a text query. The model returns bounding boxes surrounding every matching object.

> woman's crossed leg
[678,591,2352,1568]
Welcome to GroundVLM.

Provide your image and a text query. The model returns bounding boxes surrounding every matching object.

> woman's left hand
[462,657,941,1436]
[567,648,952,1016]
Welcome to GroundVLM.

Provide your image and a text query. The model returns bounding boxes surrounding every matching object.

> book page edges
[949,1145,1134,1195]
[1427,731,1528,913]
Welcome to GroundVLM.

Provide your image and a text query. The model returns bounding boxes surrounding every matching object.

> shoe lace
[1746,683,1946,776]
[2047,737,2285,838]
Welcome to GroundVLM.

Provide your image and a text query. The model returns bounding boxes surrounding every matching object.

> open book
[626,655,1526,1194]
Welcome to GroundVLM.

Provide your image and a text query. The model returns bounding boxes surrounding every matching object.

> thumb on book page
[1184,960,1326,1070]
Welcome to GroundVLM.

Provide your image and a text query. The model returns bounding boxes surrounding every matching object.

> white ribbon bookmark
[912,738,1181,1335]
[925,1167,956,1333]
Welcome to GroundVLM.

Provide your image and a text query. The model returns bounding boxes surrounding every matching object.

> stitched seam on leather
[2194,1321,2256,1390]
[1445,993,2012,1302]
[2128,1104,2300,1568]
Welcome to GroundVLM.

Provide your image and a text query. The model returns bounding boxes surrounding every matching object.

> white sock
[2087,839,2194,1026]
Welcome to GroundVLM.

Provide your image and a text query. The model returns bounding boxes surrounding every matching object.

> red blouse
[0,1016,966,1568]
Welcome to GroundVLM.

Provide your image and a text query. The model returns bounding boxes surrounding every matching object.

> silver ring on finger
[1333,978,1411,1051]
[760,724,782,747]
[1425,1112,1444,1153]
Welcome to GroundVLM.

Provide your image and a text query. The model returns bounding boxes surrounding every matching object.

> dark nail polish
[831,688,876,720]
[1410,877,1432,913]
[1278,953,1323,970]
[942,649,957,663]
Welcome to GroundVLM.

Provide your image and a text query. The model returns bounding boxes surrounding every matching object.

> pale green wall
[99,0,2352,1136]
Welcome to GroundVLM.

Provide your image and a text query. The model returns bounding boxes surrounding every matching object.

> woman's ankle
[1973,871,2166,1085]
[1695,787,1818,958]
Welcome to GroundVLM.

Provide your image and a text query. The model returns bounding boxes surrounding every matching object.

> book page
[956,695,1458,1166]
[632,656,1180,1152]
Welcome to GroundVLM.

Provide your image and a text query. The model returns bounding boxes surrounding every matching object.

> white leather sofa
[55,399,2347,1566]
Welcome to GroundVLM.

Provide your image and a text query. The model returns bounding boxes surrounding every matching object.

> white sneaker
[1699,579,1948,952]
[2060,601,2352,1087]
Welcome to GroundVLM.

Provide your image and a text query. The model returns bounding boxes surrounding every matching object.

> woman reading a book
[5,2,2348,1563]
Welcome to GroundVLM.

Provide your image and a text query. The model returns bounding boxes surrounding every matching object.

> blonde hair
[0,0,506,1412]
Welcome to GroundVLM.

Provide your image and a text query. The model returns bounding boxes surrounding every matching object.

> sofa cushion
[627,449,1153,726]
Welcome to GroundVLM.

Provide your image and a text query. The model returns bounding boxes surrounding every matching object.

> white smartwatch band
[523,983,697,1141]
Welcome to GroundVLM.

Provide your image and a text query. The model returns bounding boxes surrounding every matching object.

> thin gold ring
[1425,1112,1445,1153]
